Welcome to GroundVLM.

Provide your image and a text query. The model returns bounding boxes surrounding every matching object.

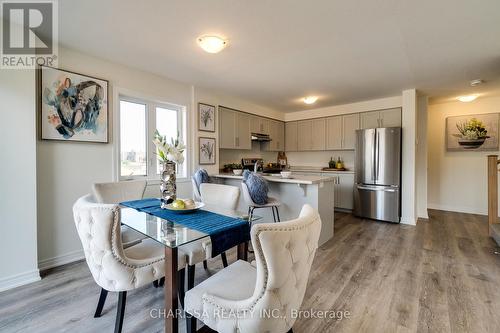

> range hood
[251,133,272,142]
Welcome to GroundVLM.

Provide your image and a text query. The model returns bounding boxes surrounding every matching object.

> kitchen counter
[290,166,355,174]
[211,173,335,246]
[212,173,336,185]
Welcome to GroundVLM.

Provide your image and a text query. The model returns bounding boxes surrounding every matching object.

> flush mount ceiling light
[457,94,479,102]
[303,96,318,104]
[470,79,484,86]
[197,35,228,54]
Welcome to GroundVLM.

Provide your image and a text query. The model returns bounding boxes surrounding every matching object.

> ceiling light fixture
[470,79,484,87]
[303,96,318,104]
[457,94,479,102]
[197,35,228,54]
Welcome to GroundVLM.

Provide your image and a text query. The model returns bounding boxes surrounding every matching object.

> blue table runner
[120,198,250,257]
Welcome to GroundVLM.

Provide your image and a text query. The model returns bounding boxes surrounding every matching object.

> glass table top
[120,204,261,249]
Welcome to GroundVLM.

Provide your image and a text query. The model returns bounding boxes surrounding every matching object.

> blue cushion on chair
[194,169,209,189]
[242,169,251,181]
[244,172,269,205]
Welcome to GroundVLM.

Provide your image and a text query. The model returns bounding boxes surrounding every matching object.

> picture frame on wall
[40,66,109,143]
[446,113,499,151]
[198,103,216,132]
[199,137,216,165]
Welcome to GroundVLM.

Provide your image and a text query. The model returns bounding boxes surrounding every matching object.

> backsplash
[220,144,355,171]
[220,141,278,167]
[286,151,355,170]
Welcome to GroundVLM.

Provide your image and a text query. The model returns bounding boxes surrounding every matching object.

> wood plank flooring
[1,210,500,333]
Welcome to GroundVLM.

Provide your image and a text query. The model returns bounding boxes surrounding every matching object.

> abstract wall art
[199,137,216,165]
[40,66,109,143]
[446,113,499,151]
[198,103,216,132]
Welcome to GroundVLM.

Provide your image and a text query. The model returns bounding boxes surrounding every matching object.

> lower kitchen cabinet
[321,172,354,210]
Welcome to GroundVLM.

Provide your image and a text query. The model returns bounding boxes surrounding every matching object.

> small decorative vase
[160,161,176,208]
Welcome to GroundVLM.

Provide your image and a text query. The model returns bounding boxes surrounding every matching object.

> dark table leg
[165,247,178,333]
[237,242,248,261]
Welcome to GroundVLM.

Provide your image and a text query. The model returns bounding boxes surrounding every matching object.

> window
[119,96,187,180]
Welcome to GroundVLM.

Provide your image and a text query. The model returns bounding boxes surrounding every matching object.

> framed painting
[198,103,216,132]
[40,66,109,143]
[446,113,499,151]
[199,137,216,165]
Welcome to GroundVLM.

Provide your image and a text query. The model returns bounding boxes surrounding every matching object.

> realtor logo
[1,0,58,68]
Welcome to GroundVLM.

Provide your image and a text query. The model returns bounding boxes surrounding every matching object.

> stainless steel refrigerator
[353,127,401,223]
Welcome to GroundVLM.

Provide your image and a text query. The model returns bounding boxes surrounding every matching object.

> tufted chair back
[201,204,321,332]
[73,194,164,292]
[92,180,147,204]
[200,183,240,210]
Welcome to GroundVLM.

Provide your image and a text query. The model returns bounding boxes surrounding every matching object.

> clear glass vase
[160,161,176,208]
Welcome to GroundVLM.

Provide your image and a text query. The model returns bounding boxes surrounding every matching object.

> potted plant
[454,118,489,149]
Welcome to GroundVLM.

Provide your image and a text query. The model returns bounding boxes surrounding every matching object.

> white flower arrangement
[153,130,186,164]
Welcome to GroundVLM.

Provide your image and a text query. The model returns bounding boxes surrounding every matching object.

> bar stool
[241,182,281,224]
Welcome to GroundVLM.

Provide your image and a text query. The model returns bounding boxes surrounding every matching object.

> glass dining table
[120,204,260,333]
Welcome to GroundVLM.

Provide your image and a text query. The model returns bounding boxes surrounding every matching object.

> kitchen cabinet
[326,116,342,150]
[263,120,285,151]
[325,113,359,150]
[219,107,251,149]
[297,120,312,151]
[311,119,326,150]
[219,108,237,149]
[342,113,360,149]
[321,172,355,210]
[285,121,298,151]
[296,119,325,151]
[360,108,401,129]
[250,116,270,135]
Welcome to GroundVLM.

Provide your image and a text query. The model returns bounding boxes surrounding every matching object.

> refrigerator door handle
[357,185,397,193]
[371,130,377,180]
[374,130,379,182]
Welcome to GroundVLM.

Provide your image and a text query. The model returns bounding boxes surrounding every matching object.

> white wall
[192,87,283,175]
[37,47,193,269]
[401,89,417,225]
[428,96,500,215]
[286,151,355,170]
[416,95,428,219]
[0,69,40,291]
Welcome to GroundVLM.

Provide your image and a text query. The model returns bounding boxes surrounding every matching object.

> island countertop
[211,173,336,185]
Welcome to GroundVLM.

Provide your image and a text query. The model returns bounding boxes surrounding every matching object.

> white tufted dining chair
[184,204,321,333]
[73,194,187,333]
[92,180,148,248]
[180,183,240,290]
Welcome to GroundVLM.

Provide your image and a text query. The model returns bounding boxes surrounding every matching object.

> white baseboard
[38,249,85,271]
[0,269,41,293]
[427,203,487,216]
[400,217,417,225]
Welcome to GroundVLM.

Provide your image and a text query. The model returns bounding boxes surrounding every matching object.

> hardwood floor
[1,210,500,333]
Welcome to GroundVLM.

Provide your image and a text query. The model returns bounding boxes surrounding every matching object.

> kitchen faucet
[254,160,262,173]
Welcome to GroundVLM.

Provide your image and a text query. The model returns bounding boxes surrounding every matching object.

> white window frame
[115,92,188,182]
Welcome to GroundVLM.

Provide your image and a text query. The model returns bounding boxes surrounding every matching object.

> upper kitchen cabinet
[296,119,326,151]
[297,120,312,151]
[379,108,402,127]
[325,113,359,150]
[342,113,360,149]
[219,107,251,150]
[326,116,342,150]
[285,121,298,151]
[311,119,326,150]
[264,120,285,151]
[360,108,401,129]
[250,115,270,135]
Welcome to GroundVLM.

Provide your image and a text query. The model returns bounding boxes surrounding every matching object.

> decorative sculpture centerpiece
[153,130,185,208]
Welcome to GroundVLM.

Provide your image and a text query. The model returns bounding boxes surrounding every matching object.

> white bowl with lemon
[165,199,205,213]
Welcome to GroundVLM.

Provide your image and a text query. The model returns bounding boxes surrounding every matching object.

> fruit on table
[184,199,195,209]
[172,199,186,209]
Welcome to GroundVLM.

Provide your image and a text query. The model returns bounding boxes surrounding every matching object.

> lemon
[172,199,185,209]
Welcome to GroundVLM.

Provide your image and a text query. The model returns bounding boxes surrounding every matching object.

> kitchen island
[211,173,335,245]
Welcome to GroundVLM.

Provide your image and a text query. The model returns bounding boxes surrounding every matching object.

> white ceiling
[57,0,500,111]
